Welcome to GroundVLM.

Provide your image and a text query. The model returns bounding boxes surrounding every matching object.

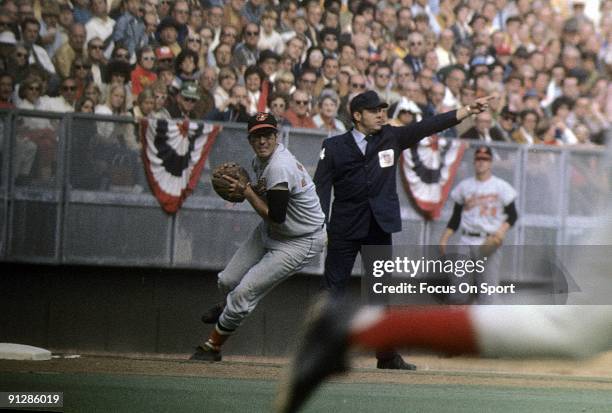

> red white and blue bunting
[400,136,466,220]
[141,119,219,214]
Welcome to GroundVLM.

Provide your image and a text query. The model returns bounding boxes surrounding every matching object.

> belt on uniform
[462,230,490,237]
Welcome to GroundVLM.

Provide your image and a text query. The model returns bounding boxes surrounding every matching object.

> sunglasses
[294,100,309,105]
[75,64,91,69]
[188,37,201,43]
[351,83,366,89]
[183,97,198,102]
[245,31,259,36]
[410,42,423,46]
[62,85,77,91]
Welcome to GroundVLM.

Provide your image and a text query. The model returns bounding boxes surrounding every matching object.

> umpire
[314,90,494,370]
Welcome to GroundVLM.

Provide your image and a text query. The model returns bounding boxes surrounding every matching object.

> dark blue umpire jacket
[314,110,461,240]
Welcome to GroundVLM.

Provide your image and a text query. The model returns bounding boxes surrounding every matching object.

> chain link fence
[0,110,608,279]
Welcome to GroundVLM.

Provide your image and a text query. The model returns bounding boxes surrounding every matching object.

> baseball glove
[479,235,502,257]
[211,162,250,202]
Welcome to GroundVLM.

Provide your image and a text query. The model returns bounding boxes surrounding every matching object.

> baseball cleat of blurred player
[275,293,353,413]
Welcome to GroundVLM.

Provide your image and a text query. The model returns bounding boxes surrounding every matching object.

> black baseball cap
[248,112,278,135]
[474,145,493,160]
[349,90,389,114]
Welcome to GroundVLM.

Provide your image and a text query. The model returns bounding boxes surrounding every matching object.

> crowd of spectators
[0,0,610,150]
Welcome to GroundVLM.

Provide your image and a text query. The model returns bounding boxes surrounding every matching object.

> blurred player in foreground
[277,300,612,412]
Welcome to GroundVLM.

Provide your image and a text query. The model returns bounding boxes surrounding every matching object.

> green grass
[2,371,612,413]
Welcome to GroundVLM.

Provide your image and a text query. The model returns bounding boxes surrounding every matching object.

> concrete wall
[0,263,360,357]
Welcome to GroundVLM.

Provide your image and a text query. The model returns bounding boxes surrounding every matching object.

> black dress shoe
[376,354,417,370]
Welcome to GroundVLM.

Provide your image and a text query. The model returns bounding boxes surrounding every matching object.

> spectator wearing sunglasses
[53,23,87,79]
[70,56,93,101]
[284,89,316,129]
[403,31,426,75]
[164,81,200,119]
[85,0,116,55]
[112,0,147,62]
[338,73,367,127]
[233,23,260,75]
[87,38,109,89]
[131,45,158,98]
[371,63,401,106]
[39,76,78,113]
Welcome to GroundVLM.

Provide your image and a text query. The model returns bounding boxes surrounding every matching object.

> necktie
[365,134,373,156]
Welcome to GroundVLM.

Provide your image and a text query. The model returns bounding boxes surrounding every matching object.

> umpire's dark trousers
[323,211,391,296]
[323,211,399,362]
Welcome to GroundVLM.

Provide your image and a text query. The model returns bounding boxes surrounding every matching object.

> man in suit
[460,111,506,142]
[313,90,494,370]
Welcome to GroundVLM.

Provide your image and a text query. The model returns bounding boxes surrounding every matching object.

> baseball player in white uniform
[439,145,518,303]
[191,112,326,362]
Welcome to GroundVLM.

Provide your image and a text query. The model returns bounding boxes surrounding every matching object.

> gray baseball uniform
[217,143,326,332]
[450,174,517,303]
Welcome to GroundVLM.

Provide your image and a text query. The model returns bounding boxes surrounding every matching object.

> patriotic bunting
[400,137,466,220]
[141,119,220,214]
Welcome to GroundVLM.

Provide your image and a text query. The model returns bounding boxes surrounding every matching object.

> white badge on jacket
[378,149,394,168]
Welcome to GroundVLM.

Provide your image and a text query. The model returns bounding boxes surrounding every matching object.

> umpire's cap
[350,90,389,114]
[248,112,278,135]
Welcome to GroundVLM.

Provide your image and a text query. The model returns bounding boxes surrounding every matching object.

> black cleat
[376,354,417,370]
[201,302,225,324]
[189,345,222,362]
[275,293,353,413]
